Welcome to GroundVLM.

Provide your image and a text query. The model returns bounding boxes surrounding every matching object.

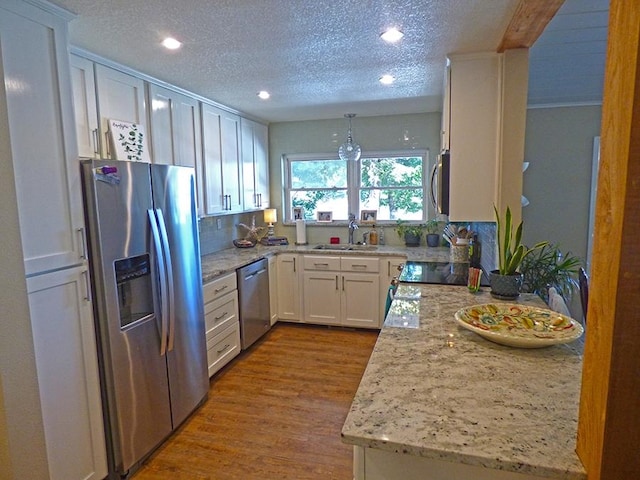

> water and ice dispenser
[115,254,154,329]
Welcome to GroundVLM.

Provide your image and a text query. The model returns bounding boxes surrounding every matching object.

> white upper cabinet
[447,53,501,222]
[201,103,243,214]
[241,117,270,210]
[1,2,85,276]
[148,83,204,215]
[94,64,148,160]
[446,51,528,222]
[70,54,99,158]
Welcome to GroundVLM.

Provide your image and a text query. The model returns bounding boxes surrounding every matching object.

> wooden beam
[497,0,565,52]
[576,1,640,479]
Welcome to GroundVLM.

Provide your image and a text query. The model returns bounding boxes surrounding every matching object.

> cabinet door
[202,103,242,214]
[27,267,107,480]
[342,273,380,328]
[303,271,341,325]
[70,54,99,158]
[148,83,175,165]
[95,64,148,160]
[201,102,225,213]
[448,53,501,221]
[241,118,270,210]
[268,255,278,325]
[0,5,86,276]
[254,121,270,208]
[277,254,301,321]
[220,111,243,212]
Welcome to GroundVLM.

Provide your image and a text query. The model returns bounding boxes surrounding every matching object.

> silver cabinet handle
[105,131,111,158]
[214,285,229,293]
[217,344,232,355]
[92,128,99,156]
[314,262,329,267]
[77,227,87,260]
[342,276,345,291]
[335,275,338,290]
[351,264,368,269]
[214,311,228,321]
[293,257,296,273]
[81,269,91,302]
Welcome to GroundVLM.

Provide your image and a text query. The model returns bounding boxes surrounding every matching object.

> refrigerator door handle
[155,209,176,352]
[148,209,170,356]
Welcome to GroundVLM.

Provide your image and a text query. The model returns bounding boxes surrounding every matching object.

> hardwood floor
[133,323,378,480]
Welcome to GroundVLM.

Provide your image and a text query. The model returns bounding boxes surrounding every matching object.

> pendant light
[338,113,361,162]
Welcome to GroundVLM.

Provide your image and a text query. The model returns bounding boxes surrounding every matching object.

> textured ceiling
[50,0,607,123]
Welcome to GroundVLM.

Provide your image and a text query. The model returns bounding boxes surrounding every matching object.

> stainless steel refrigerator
[80,159,208,479]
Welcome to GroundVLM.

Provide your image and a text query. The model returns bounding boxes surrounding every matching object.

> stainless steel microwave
[430,150,450,215]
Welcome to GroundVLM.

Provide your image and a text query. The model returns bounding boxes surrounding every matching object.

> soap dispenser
[369,225,379,245]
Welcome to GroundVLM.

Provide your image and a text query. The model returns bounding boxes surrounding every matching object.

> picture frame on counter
[360,210,377,223]
[293,207,304,220]
[317,211,333,222]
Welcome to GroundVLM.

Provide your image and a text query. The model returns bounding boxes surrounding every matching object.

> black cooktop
[398,261,490,286]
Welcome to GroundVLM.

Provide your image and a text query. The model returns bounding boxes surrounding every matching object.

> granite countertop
[341,284,586,480]
[200,244,451,283]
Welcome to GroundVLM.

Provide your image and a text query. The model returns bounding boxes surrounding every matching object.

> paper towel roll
[295,219,307,244]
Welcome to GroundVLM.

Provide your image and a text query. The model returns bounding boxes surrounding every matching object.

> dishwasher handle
[243,267,267,281]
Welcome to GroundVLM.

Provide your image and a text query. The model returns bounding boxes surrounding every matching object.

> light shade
[264,208,277,224]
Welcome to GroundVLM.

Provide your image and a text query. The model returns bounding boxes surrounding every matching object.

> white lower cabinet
[303,255,380,328]
[27,266,107,480]
[268,255,278,325]
[277,253,302,322]
[379,256,406,322]
[203,272,240,377]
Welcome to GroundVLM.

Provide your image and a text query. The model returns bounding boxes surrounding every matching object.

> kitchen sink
[313,244,378,251]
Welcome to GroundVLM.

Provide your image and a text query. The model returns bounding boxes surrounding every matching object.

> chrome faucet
[348,213,359,244]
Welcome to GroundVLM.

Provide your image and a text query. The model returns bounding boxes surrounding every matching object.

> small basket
[450,245,469,263]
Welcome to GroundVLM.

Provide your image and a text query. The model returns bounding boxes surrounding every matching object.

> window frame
[283,149,430,224]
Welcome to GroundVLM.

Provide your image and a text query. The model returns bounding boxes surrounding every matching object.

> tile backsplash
[199,212,265,256]
[470,222,497,274]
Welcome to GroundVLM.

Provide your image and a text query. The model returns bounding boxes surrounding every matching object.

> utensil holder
[450,245,469,263]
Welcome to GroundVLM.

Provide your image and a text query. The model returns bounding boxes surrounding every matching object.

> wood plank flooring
[133,323,378,480]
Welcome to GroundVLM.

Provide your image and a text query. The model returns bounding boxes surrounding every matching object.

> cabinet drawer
[207,321,241,377]
[341,256,379,273]
[303,255,341,271]
[203,272,237,303]
[204,290,238,338]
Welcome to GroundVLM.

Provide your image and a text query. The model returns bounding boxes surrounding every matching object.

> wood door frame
[576,1,640,478]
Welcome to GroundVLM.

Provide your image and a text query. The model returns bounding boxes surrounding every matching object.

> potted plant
[492,206,547,299]
[395,220,425,247]
[425,219,441,247]
[520,243,582,303]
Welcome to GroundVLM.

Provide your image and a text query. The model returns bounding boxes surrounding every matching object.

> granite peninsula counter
[341,284,586,480]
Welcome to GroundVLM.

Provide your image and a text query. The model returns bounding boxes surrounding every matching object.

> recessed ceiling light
[161,37,182,50]
[380,27,404,43]
[379,75,395,85]
[258,91,270,100]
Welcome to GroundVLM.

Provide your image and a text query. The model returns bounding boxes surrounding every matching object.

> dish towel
[548,287,572,318]
[384,285,395,319]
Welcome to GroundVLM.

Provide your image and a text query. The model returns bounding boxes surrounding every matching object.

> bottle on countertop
[369,225,379,245]
[469,234,481,268]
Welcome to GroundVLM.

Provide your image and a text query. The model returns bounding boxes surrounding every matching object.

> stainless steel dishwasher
[236,258,271,350]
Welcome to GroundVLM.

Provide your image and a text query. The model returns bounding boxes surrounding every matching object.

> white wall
[522,105,602,263]
[267,113,442,245]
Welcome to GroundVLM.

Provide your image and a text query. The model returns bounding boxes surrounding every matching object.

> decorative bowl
[454,303,584,348]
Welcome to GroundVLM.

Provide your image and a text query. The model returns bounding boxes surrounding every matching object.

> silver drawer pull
[217,344,231,355]
[351,264,368,269]
[214,311,228,321]
[314,262,329,267]
[214,285,229,293]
